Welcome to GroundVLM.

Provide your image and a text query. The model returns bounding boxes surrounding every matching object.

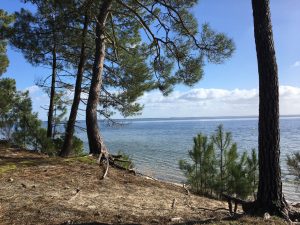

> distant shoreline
[63,115,300,123]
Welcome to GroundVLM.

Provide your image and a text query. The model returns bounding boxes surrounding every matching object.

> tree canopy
[0,10,14,76]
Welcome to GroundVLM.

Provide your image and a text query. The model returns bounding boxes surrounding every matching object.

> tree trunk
[59,12,90,157]
[252,0,286,215]
[86,0,112,155]
[47,46,57,138]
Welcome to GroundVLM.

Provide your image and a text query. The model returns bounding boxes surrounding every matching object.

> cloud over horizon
[137,86,300,118]
[25,85,300,120]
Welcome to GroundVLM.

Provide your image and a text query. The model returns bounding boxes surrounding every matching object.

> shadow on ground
[60,223,141,225]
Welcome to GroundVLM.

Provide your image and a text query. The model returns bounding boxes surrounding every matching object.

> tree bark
[47,46,57,138]
[86,0,112,155]
[252,0,286,215]
[59,12,90,157]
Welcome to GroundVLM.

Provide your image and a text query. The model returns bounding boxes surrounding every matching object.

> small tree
[0,78,19,140]
[12,91,42,148]
[180,125,258,200]
[52,90,68,139]
[212,124,233,194]
[225,144,253,199]
[287,152,300,186]
[246,148,258,198]
[179,133,217,195]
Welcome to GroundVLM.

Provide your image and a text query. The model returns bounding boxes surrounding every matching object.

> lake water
[75,117,300,202]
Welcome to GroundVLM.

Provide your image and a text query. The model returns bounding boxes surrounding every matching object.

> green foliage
[179,125,258,200]
[246,148,258,197]
[72,136,84,156]
[0,75,85,156]
[179,134,217,195]
[225,145,252,199]
[12,91,41,148]
[0,10,14,76]
[212,124,232,194]
[287,152,300,185]
[53,135,84,157]
[0,163,16,174]
[34,128,56,155]
[52,91,68,138]
[0,78,19,140]
[115,150,134,170]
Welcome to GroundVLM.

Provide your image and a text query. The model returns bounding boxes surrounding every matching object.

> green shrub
[115,150,134,170]
[179,124,258,200]
[53,135,84,157]
[35,128,57,156]
[287,152,300,186]
[179,134,217,195]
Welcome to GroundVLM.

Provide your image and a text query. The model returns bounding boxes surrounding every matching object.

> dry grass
[0,146,287,225]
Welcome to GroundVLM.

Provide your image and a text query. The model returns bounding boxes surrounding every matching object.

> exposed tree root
[98,148,135,179]
[222,194,300,223]
[222,194,252,215]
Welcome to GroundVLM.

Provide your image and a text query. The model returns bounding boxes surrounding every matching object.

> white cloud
[24,85,40,95]
[137,86,300,118]
[23,85,48,120]
[23,85,300,119]
[292,61,300,67]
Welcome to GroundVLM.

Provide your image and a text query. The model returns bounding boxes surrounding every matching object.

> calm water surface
[75,117,300,202]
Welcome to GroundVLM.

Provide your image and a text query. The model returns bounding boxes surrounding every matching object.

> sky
[1,0,300,119]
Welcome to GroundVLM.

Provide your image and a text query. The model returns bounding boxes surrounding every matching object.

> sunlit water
[74,117,300,202]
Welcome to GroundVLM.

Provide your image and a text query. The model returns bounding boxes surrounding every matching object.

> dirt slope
[0,146,286,225]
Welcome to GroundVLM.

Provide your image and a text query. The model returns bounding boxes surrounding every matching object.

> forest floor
[0,145,290,225]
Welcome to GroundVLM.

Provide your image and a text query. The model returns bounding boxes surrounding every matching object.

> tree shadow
[60,223,141,225]
[175,214,244,225]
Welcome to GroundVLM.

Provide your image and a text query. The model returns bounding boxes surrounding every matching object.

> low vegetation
[0,78,84,157]
[179,125,258,200]
[287,152,300,186]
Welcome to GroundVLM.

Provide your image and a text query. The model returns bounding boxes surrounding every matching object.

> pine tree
[12,91,41,148]
[10,0,72,138]
[212,124,232,194]
[180,127,258,199]
[0,10,14,76]
[0,78,19,140]
[86,0,235,155]
[179,133,217,195]
[52,90,68,139]
[252,0,289,216]
[287,152,300,184]
[225,144,253,199]
[246,148,258,199]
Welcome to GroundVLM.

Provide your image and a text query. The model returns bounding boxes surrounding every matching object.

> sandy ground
[0,146,288,225]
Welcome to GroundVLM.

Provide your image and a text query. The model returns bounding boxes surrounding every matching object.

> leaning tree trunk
[86,0,112,155]
[60,12,90,157]
[252,0,287,216]
[47,46,57,138]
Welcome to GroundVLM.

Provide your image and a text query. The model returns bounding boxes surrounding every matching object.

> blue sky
[1,0,300,119]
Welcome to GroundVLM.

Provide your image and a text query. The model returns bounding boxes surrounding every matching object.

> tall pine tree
[86,0,235,155]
